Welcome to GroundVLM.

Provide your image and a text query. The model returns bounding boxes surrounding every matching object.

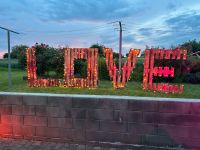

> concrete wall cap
[0,92,199,102]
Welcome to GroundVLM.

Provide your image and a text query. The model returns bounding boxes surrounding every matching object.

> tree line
[2,40,200,84]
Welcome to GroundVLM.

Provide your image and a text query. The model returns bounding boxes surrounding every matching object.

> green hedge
[0,59,19,69]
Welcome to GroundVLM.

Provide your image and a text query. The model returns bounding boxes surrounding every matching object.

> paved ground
[0,138,183,150]
[0,138,128,150]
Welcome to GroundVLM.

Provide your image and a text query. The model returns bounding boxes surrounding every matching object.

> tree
[113,51,120,58]
[54,48,64,78]
[3,53,8,58]
[9,45,29,69]
[90,44,105,57]
[181,39,200,54]
[11,45,28,59]
[34,43,64,78]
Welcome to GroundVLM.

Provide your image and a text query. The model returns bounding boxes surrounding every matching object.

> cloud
[167,2,178,10]
[138,28,153,36]
[42,0,139,22]
[124,8,200,48]
[1,0,200,52]
[154,11,200,46]
[166,11,200,30]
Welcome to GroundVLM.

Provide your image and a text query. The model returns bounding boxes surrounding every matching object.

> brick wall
[0,93,199,149]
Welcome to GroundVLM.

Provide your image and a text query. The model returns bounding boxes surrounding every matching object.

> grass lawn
[0,66,200,99]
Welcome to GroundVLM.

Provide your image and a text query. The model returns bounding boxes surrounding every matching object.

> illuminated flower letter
[26,47,61,87]
[143,48,187,93]
[64,48,98,88]
[104,48,140,88]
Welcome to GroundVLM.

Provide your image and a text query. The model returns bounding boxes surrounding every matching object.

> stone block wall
[0,93,199,149]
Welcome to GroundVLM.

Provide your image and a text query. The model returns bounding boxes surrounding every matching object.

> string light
[103,48,140,88]
[27,47,98,88]
[64,48,98,88]
[26,47,60,87]
[142,48,187,93]
[26,45,187,94]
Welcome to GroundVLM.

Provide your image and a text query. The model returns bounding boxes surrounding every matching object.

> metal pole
[7,31,12,88]
[0,26,19,89]
[118,21,122,76]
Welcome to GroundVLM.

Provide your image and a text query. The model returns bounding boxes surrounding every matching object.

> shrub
[98,58,110,80]
[74,59,87,78]
[130,62,143,82]
[184,72,200,84]
[34,43,64,78]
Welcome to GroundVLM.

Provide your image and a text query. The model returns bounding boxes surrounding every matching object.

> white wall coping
[0,92,200,102]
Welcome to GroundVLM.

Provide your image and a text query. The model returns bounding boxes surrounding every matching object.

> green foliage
[186,58,200,73]
[35,43,64,78]
[182,58,200,84]
[54,49,64,78]
[11,45,28,59]
[90,43,122,58]
[113,51,125,58]
[3,53,8,58]
[10,45,28,69]
[72,57,110,80]
[6,43,199,84]
[130,62,144,82]
[181,39,200,54]
[74,59,87,78]
[98,58,110,80]
[18,53,27,70]
[90,43,105,57]
[184,72,200,84]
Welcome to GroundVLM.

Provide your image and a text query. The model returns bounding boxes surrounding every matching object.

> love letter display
[64,48,98,88]
[104,48,140,88]
[26,47,98,88]
[26,46,187,94]
[143,48,187,93]
[26,47,61,87]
